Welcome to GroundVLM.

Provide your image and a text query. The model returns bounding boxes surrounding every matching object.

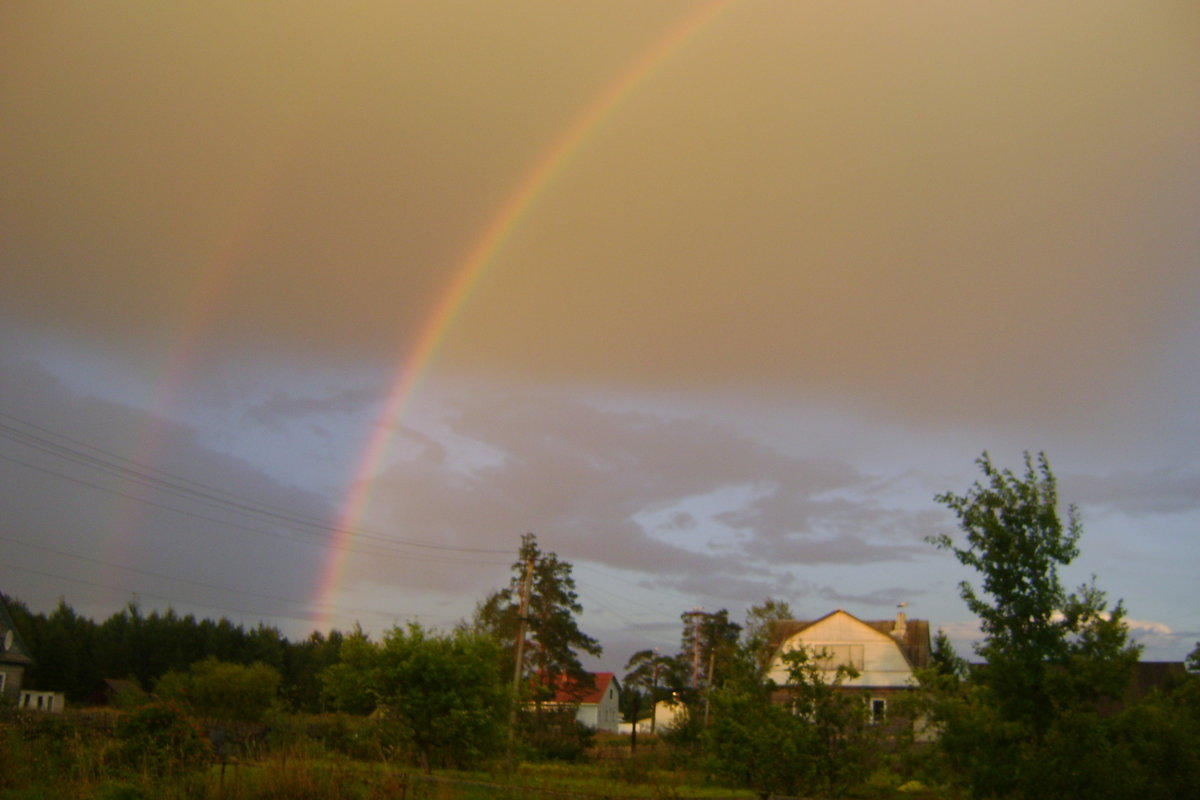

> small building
[18,690,65,714]
[544,671,623,732]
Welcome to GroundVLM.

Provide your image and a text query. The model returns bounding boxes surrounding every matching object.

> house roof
[769,609,932,670]
[550,671,618,705]
[0,596,34,666]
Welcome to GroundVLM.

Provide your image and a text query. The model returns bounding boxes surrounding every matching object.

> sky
[1,1,1198,672]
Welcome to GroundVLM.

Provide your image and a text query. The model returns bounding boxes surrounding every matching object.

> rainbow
[314,0,735,626]
[105,163,287,581]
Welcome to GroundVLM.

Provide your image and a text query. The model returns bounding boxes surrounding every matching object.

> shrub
[115,701,212,776]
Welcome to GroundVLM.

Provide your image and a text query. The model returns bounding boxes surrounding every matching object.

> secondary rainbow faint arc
[314,0,735,625]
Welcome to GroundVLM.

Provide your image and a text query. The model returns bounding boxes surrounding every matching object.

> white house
[619,697,687,735]
[767,609,931,723]
[546,671,622,733]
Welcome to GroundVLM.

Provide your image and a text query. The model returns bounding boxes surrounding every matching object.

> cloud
[1124,618,1173,637]
[352,390,949,612]
[0,354,336,630]
[1066,466,1200,517]
[243,387,380,429]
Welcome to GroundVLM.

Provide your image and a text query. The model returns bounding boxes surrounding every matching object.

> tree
[321,624,509,772]
[155,657,281,723]
[704,687,815,800]
[319,626,381,715]
[929,451,1141,798]
[704,645,872,799]
[623,648,675,737]
[676,608,742,695]
[742,598,794,681]
[377,624,510,772]
[473,533,601,700]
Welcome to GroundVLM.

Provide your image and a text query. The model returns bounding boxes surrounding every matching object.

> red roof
[550,671,615,705]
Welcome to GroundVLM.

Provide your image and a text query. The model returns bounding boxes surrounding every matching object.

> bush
[114,701,212,776]
[518,707,595,762]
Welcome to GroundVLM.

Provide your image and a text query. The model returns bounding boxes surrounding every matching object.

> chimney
[893,603,908,641]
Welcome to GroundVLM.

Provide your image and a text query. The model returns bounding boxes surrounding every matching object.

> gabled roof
[550,671,618,705]
[0,596,34,666]
[769,609,931,670]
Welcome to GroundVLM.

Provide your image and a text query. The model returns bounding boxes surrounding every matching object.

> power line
[0,410,512,559]
[0,414,510,554]
[0,452,509,568]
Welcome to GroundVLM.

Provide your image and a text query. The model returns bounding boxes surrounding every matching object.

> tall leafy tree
[929,451,1141,798]
[676,608,742,694]
[623,648,676,731]
[742,597,794,682]
[473,533,601,701]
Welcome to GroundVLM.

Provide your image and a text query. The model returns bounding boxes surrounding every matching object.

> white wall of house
[767,610,914,688]
[581,679,621,732]
[19,690,65,713]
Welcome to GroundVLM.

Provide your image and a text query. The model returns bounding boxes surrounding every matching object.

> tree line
[4,596,345,711]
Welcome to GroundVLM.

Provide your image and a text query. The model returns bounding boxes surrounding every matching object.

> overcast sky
[2,1,1198,670]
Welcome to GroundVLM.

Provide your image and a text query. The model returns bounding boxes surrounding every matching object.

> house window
[870,698,886,724]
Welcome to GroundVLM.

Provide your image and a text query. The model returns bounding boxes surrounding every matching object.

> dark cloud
[353,392,943,613]
[0,355,337,633]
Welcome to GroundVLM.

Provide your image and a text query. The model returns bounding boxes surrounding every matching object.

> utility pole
[508,550,536,744]
[650,648,661,735]
[686,607,706,689]
[704,646,716,726]
[511,552,536,692]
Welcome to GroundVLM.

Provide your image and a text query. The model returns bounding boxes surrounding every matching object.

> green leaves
[927,451,1145,798]
[319,623,511,771]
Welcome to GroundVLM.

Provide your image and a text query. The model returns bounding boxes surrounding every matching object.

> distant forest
[3,595,344,711]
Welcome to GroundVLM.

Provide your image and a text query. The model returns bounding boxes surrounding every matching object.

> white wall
[767,611,914,688]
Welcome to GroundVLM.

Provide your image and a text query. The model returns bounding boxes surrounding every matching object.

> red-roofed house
[546,672,622,732]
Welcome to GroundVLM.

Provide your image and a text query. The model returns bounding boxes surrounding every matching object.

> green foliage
[928,452,1146,798]
[704,688,815,799]
[2,593,343,710]
[318,622,511,772]
[623,648,675,733]
[114,700,212,776]
[741,598,794,681]
[675,609,743,697]
[319,627,379,715]
[376,624,510,771]
[472,533,601,699]
[517,707,596,762]
[155,657,281,723]
[931,452,1139,736]
[928,629,968,683]
[702,645,875,799]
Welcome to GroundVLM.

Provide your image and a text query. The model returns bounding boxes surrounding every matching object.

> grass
[0,710,753,800]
